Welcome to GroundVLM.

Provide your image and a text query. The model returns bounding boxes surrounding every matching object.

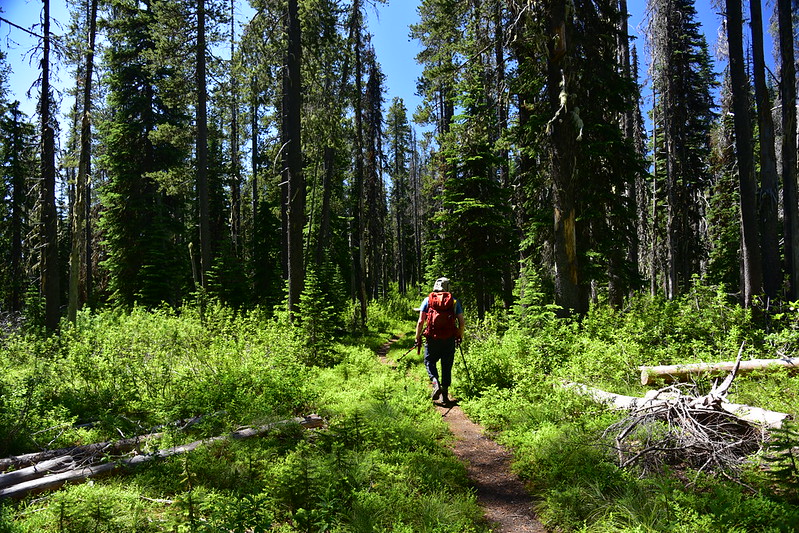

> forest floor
[377,336,547,533]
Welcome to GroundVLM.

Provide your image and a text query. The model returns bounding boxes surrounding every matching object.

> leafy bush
[1,303,490,533]
[460,287,799,532]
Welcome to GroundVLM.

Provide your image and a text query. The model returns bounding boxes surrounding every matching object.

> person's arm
[454,300,464,343]
[455,313,465,343]
[415,309,425,346]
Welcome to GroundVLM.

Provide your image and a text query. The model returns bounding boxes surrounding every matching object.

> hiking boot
[431,378,441,400]
[440,386,449,405]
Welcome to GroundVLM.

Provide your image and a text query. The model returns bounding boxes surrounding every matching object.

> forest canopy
[0,0,797,327]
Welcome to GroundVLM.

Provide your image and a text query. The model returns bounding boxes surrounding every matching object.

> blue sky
[0,0,740,134]
[366,0,730,120]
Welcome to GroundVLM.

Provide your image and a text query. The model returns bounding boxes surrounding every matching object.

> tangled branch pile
[604,385,762,477]
[569,347,793,480]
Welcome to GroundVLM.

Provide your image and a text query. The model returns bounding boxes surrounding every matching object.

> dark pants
[424,337,456,387]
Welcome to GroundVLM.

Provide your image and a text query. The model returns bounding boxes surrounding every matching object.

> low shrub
[460,287,799,532]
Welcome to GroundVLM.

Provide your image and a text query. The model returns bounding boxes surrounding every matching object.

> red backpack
[424,292,457,340]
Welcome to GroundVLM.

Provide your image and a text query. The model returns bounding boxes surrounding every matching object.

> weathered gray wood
[0,456,75,489]
[0,412,222,473]
[565,382,790,429]
[639,358,799,385]
[0,415,324,499]
[0,434,158,473]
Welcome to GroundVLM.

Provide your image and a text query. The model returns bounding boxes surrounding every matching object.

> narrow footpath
[377,336,547,533]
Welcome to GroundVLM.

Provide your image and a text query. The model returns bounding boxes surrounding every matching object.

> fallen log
[0,433,160,474]
[0,456,76,489]
[565,382,791,429]
[0,412,220,473]
[0,414,324,500]
[639,357,799,385]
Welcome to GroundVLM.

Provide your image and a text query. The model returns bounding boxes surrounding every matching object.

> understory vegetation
[1,285,799,532]
[456,284,799,532]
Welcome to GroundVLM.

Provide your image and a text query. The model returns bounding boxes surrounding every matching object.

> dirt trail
[377,336,547,533]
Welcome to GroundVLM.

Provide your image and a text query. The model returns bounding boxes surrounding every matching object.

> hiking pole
[458,344,473,390]
[396,344,416,362]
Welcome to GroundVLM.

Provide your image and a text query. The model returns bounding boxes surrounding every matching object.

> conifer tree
[725,0,762,305]
[67,0,98,322]
[40,0,61,330]
[778,0,798,300]
[507,0,642,315]
[0,101,37,314]
[99,0,191,307]
[385,97,414,294]
[707,74,740,289]
[645,0,716,299]
[749,0,780,301]
[363,53,387,299]
[283,0,304,317]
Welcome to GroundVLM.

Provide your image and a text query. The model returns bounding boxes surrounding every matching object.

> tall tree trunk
[651,86,659,297]
[251,75,259,223]
[665,108,677,299]
[284,0,304,316]
[726,0,762,305]
[392,114,406,294]
[69,0,98,323]
[750,0,780,302]
[315,146,334,267]
[197,0,210,289]
[229,0,241,257]
[614,0,638,306]
[411,128,422,291]
[778,0,799,300]
[494,0,513,309]
[548,1,585,316]
[350,0,367,326]
[41,0,60,331]
[9,105,26,313]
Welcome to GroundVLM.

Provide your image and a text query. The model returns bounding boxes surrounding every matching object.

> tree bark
[778,0,799,300]
[69,0,98,323]
[548,1,586,316]
[350,0,367,325]
[41,0,60,331]
[726,0,762,305]
[284,0,304,317]
[197,0,210,288]
[639,357,799,385]
[229,0,241,256]
[749,0,780,302]
[251,75,259,223]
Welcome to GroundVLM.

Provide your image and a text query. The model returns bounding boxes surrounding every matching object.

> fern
[764,420,799,502]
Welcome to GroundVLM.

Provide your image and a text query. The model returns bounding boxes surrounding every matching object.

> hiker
[415,277,465,405]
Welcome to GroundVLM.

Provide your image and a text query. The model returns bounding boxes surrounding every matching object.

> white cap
[433,277,450,292]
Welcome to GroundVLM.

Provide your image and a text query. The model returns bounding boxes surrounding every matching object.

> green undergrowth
[0,297,489,533]
[456,285,799,532]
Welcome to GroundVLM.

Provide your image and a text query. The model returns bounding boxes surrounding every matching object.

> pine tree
[283,0,304,317]
[778,0,798,300]
[750,0,780,301]
[363,52,387,299]
[40,0,61,329]
[0,101,37,314]
[645,0,717,298]
[99,0,191,308]
[706,73,740,289]
[67,0,99,322]
[385,97,414,294]
[725,0,762,305]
